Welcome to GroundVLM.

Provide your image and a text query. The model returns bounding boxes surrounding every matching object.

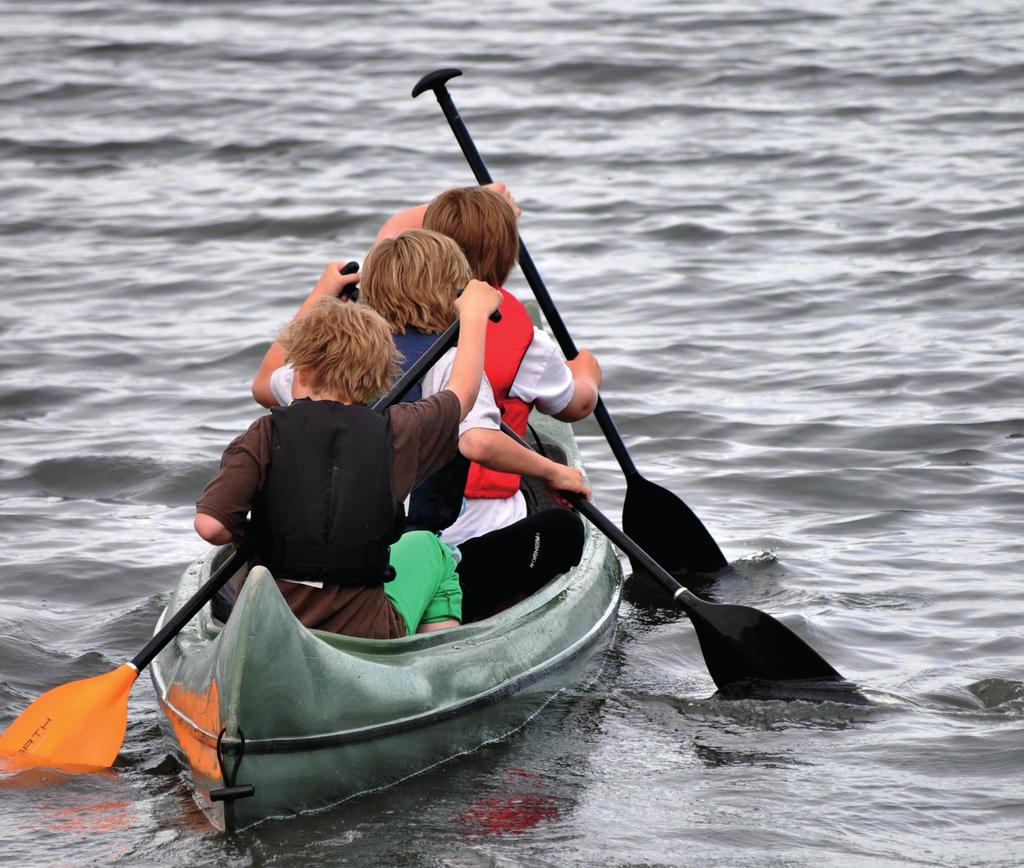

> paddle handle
[338,260,360,301]
[416,71,639,478]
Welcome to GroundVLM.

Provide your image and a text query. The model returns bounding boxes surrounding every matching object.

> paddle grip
[338,260,360,301]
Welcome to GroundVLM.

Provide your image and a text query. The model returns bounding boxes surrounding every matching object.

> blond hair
[424,186,518,287]
[277,297,399,403]
[361,229,472,334]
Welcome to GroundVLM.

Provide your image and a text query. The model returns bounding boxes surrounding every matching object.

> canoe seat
[519,427,573,517]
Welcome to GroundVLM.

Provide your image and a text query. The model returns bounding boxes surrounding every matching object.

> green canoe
[150,412,624,831]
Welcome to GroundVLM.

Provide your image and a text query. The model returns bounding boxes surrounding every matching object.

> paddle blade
[677,591,842,690]
[622,474,727,576]
[0,663,137,768]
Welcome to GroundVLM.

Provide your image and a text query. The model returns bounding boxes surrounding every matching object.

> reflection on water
[456,769,567,837]
[41,798,135,835]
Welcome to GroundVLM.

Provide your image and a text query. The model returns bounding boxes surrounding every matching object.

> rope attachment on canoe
[210,727,255,804]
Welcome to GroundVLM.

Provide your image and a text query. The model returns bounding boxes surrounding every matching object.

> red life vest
[464,287,535,499]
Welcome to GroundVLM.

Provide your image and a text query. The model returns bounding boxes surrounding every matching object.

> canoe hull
[157,589,615,829]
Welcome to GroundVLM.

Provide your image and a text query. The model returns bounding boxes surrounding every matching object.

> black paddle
[499,422,842,689]
[412,68,727,577]
[0,310,494,768]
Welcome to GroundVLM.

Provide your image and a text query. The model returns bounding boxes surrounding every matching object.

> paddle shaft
[498,423,683,597]
[372,303,499,413]
[133,313,492,674]
[373,319,458,411]
[498,422,842,686]
[132,544,250,671]
[419,77,638,477]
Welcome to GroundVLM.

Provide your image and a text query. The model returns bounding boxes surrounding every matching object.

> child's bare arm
[194,513,232,545]
[251,262,360,407]
[375,203,430,241]
[374,183,520,242]
[554,348,602,422]
[445,280,502,418]
[458,428,591,498]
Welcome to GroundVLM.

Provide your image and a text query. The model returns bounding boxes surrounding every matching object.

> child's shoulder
[387,390,463,441]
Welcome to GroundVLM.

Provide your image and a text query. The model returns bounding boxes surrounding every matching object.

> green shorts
[384,531,462,635]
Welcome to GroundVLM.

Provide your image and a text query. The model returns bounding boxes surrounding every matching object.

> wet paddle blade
[677,591,842,690]
[0,663,137,768]
[622,474,727,576]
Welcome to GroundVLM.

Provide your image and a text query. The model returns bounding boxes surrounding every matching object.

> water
[1,0,1022,864]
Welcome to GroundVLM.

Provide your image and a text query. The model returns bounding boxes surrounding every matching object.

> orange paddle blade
[0,663,138,768]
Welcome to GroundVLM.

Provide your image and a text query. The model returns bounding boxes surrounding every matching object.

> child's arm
[445,280,503,419]
[194,419,268,545]
[375,183,519,241]
[251,262,361,407]
[510,333,602,423]
[375,203,430,241]
[195,514,232,545]
[554,348,602,422]
[458,428,591,498]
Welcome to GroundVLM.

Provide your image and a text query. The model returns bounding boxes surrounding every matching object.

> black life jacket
[251,399,405,585]
[393,328,469,534]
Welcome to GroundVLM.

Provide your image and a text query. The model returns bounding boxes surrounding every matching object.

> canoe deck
[151,413,623,831]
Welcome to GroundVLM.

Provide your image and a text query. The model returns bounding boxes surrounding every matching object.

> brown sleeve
[195,415,273,542]
[387,389,462,500]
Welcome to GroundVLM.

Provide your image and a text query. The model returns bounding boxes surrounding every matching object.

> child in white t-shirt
[375,185,604,620]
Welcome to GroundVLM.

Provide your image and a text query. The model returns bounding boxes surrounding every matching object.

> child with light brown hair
[374,184,603,620]
[197,283,500,638]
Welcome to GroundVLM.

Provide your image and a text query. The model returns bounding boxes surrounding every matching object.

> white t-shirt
[507,329,575,415]
[268,328,575,546]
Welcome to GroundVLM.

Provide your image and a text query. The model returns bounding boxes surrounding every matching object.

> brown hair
[361,229,471,334]
[277,297,399,403]
[424,186,518,287]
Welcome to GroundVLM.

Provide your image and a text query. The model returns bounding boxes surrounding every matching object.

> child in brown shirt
[195,282,501,638]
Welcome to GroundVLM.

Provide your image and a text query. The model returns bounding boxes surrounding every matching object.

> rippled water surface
[1,1,1022,864]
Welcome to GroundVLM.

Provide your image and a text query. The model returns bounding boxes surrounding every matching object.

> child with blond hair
[197,283,500,638]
